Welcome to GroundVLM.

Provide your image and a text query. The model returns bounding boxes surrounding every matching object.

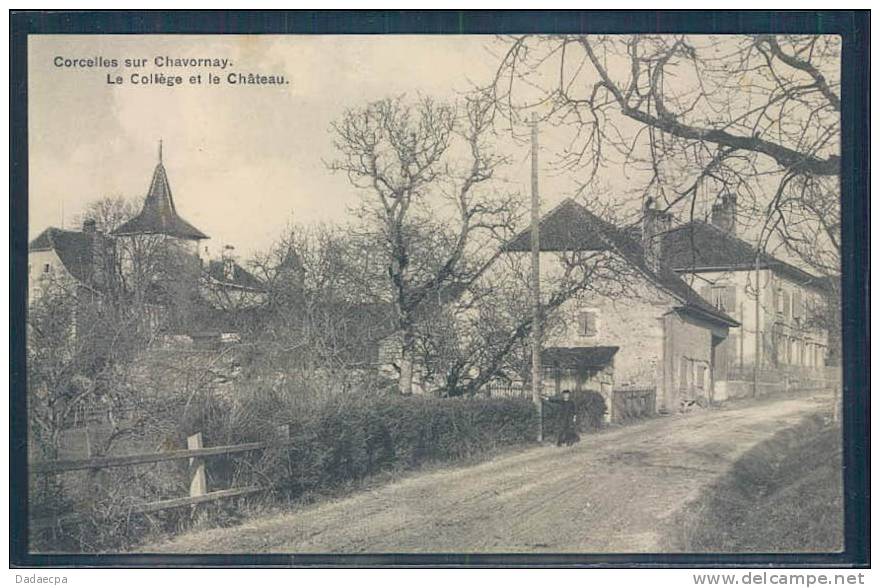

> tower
[112,141,209,244]
[111,142,209,315]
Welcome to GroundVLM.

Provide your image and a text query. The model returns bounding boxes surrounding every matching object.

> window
[43,263,51,273]
[792,291,803,323]
[776,288,785,315]
[699,284,734,312]
[576,310,597,337]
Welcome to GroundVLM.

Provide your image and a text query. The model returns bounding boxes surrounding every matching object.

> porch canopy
[542,346,619,370]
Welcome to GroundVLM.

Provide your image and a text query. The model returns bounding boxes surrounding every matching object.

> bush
[542,390,607,438]
[278,394,537,496]
[31,388,537,552]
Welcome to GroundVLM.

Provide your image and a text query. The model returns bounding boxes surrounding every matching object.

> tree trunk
[398,329,416,396]
[398,356,414,396]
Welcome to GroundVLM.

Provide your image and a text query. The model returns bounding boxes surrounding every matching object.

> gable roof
[29,227,105,286]
[505,199,611,252]
[504,199,738,327]
[660,221,825,289]
[112,155,208,240]
[204,260,265,292]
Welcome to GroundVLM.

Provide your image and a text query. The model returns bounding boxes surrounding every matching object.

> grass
[669,412,843,553]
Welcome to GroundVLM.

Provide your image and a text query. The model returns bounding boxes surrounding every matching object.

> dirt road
[142,392,830,553]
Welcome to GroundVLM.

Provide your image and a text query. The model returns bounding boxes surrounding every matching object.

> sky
[28,35,585,259]
[28,34,838,267]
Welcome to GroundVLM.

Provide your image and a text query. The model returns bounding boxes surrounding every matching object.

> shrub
[542,390,607,438]
[277,394,536,496]
[31,388,537,552]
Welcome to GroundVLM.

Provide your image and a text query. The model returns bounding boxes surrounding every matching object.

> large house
[28,144,265,344]
[659,193,832,397]
[500,198,740,419]
[492,194,833,415]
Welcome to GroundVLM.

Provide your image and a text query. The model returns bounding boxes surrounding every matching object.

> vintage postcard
[11,13,868,566]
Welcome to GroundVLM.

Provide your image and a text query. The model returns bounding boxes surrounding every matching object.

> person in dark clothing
[543,389,581,446]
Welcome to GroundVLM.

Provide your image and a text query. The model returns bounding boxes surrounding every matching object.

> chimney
[222,245,236,281]
[711,191,737,235]
[642,198,672,272]
[82,218,97,234]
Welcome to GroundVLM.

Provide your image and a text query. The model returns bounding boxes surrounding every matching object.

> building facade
[499,199,739,418]
[660,194,832,398]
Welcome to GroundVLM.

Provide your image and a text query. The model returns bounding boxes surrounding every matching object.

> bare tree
[488,35,840,276]
[441,240,641,396]
[328,94,517,395]
[246,224,395,397]
[28,195,211,460]
[75,195,140,234]
[27,271,150,460]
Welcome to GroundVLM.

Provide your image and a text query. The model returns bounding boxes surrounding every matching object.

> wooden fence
[29,425,291,531]
[612,388,656,422]
[483,382,532,400]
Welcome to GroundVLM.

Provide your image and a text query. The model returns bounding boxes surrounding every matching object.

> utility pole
[530,112,543,442]
[753,256,761,398]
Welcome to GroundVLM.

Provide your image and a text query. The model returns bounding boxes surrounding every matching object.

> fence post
[187,432,207,497]
[275,424,292,486]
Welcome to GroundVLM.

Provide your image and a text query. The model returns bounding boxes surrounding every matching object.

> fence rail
[30,425,291,531]
[31,440,271,474]
[483,382,533,399]
[481,382,547,399]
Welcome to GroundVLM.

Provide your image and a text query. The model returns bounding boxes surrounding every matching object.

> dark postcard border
[9,10,870,568]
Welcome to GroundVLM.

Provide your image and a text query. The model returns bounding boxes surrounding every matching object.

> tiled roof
[28,227,106,286]
[112,160,208,240]
[204,260,265,291]
[660,221,824,288]
[504,199,739,326]
[504,199,610,252]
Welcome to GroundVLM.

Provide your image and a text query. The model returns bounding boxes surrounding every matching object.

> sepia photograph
[10,11,869,567]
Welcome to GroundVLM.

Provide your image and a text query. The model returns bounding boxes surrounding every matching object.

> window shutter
[584,311,597,336]
[783,291,791,318]
[577,313,587,336]
[723,285,737,312]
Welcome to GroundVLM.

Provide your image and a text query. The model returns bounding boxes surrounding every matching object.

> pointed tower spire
[111,143,209,240]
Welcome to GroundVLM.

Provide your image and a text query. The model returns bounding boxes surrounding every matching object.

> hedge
[202,393,539,499]
[541,390,607,438]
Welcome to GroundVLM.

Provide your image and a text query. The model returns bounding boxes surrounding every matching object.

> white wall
[678,267,828,370]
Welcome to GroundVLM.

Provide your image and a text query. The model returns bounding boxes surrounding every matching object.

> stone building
[659,193,833,398]
[28,144,265,343]
[501,198,740,418]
